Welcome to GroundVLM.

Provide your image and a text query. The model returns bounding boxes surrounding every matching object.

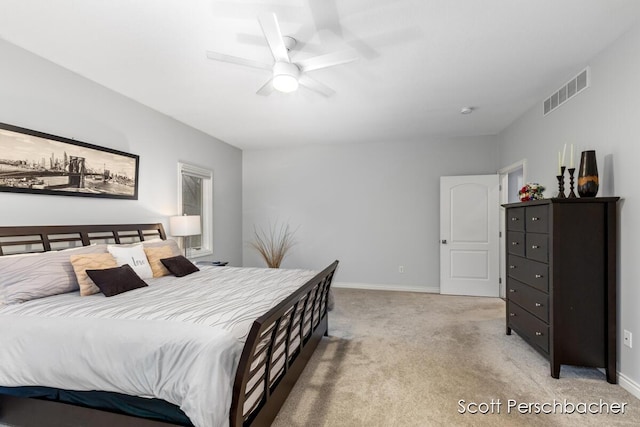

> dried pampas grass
[249,222,297,268]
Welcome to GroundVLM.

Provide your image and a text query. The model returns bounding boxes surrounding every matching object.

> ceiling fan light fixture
[273,62,300,93]
[273,74,299,93]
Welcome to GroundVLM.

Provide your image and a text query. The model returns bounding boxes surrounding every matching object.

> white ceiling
[1,0,640,150]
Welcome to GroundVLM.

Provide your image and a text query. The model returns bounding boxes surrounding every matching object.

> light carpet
[272,288,639,426]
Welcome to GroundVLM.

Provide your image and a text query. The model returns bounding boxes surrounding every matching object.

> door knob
[441,239,447,244]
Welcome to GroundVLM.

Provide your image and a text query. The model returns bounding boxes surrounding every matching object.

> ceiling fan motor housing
[282,36,297,51]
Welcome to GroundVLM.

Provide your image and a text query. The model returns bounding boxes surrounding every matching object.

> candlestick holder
[556,166,566,198]
[567,167,577,198]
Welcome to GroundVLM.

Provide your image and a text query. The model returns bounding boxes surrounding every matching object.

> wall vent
[543,67,589,115]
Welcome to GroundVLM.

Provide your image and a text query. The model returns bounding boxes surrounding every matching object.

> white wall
[0,39,243,265]
[498,22,640,395]
[243,137,499,291]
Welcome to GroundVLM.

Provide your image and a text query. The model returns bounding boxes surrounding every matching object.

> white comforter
[0,266,317,427]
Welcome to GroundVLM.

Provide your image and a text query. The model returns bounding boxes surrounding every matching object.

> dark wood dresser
[503,197,619,383]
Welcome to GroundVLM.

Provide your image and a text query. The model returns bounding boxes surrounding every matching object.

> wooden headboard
[0,224,166,256]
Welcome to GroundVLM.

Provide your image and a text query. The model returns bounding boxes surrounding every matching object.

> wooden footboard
[230,260,338,427]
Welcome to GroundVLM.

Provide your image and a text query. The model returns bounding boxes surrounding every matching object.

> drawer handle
[511,217,519,221]
[531,245,539,249]
[535,302,542,307]
[534,274,543,278]
[509,313,516,317]
[531,217,540,221]
[509,265,516,269]
[511,242,519,246]
[535,331,543,336]
[509,289,516,293]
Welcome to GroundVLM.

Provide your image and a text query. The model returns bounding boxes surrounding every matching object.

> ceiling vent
[543,67,590,115]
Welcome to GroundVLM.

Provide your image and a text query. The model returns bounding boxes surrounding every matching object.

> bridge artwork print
[0,123,139,200]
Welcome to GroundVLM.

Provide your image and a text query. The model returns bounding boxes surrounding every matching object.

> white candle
[558,151,561,175]
[570,144,574,168]
[561,144,567,167]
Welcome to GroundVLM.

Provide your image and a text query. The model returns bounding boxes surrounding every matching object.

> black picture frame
[0,123,139,200]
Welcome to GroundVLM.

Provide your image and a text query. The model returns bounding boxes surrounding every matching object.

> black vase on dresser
[577,150,599,197]
[503,197,619,383]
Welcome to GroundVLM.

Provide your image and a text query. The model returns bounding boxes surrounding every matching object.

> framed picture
[0,123,139,200]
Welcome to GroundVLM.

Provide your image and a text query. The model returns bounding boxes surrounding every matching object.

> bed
[0,223,338,427]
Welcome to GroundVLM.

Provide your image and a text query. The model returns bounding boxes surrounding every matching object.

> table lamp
[169,215,201,258]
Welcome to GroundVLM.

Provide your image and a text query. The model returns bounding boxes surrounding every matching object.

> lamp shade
[170,215,201,237]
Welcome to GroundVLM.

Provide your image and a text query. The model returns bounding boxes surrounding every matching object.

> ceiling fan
[206,12,358,97]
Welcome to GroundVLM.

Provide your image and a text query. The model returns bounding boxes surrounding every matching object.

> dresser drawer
[507,207,525,231]
[507,231,525,256]
[526,205,549,233]
[526,233,548,263]
[508,301,549,353]
[507,278,549,322]
[507,255,549,292]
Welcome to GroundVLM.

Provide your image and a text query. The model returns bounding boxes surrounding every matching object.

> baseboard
[333,282,439,294]
[618,371,640,399]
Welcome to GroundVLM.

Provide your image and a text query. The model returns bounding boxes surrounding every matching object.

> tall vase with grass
[249,222,297,268]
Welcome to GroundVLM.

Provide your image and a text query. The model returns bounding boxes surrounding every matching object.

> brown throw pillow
[70,253,118,296]
[86,264,148,297]
[144,245,174,278]
[160,256,200,277]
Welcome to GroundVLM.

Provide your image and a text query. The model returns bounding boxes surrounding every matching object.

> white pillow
[107,243,153,279]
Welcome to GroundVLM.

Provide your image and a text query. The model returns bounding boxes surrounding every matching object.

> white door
[440,175,499,297]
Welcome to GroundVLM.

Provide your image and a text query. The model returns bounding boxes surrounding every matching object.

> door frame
[497,159,527,298]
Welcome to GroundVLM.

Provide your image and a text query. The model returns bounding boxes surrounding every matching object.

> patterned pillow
[107,244,153,279]
[144,245,174,278]
[112,239,180,254]
[142,239,181,257]
[70,253,119,296]
[0,244,108,304]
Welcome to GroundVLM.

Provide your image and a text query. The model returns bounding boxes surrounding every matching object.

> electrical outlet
[398,265,404,274]
[624,330,632,348]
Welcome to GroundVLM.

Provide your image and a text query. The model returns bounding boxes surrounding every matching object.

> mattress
[0,266,317,427]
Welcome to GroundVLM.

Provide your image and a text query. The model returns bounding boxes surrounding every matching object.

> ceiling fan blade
[236,33,268,47]
[297,49,358,72]
[315,25,379,60]
[308,0,342,36]
[256,78,275,96]
[258,12,290,63]
[344,32,379,60]
[298,75,335,97]
[206,51,272,70]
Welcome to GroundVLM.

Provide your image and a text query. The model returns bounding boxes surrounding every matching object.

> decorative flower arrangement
[519,183,545,201]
